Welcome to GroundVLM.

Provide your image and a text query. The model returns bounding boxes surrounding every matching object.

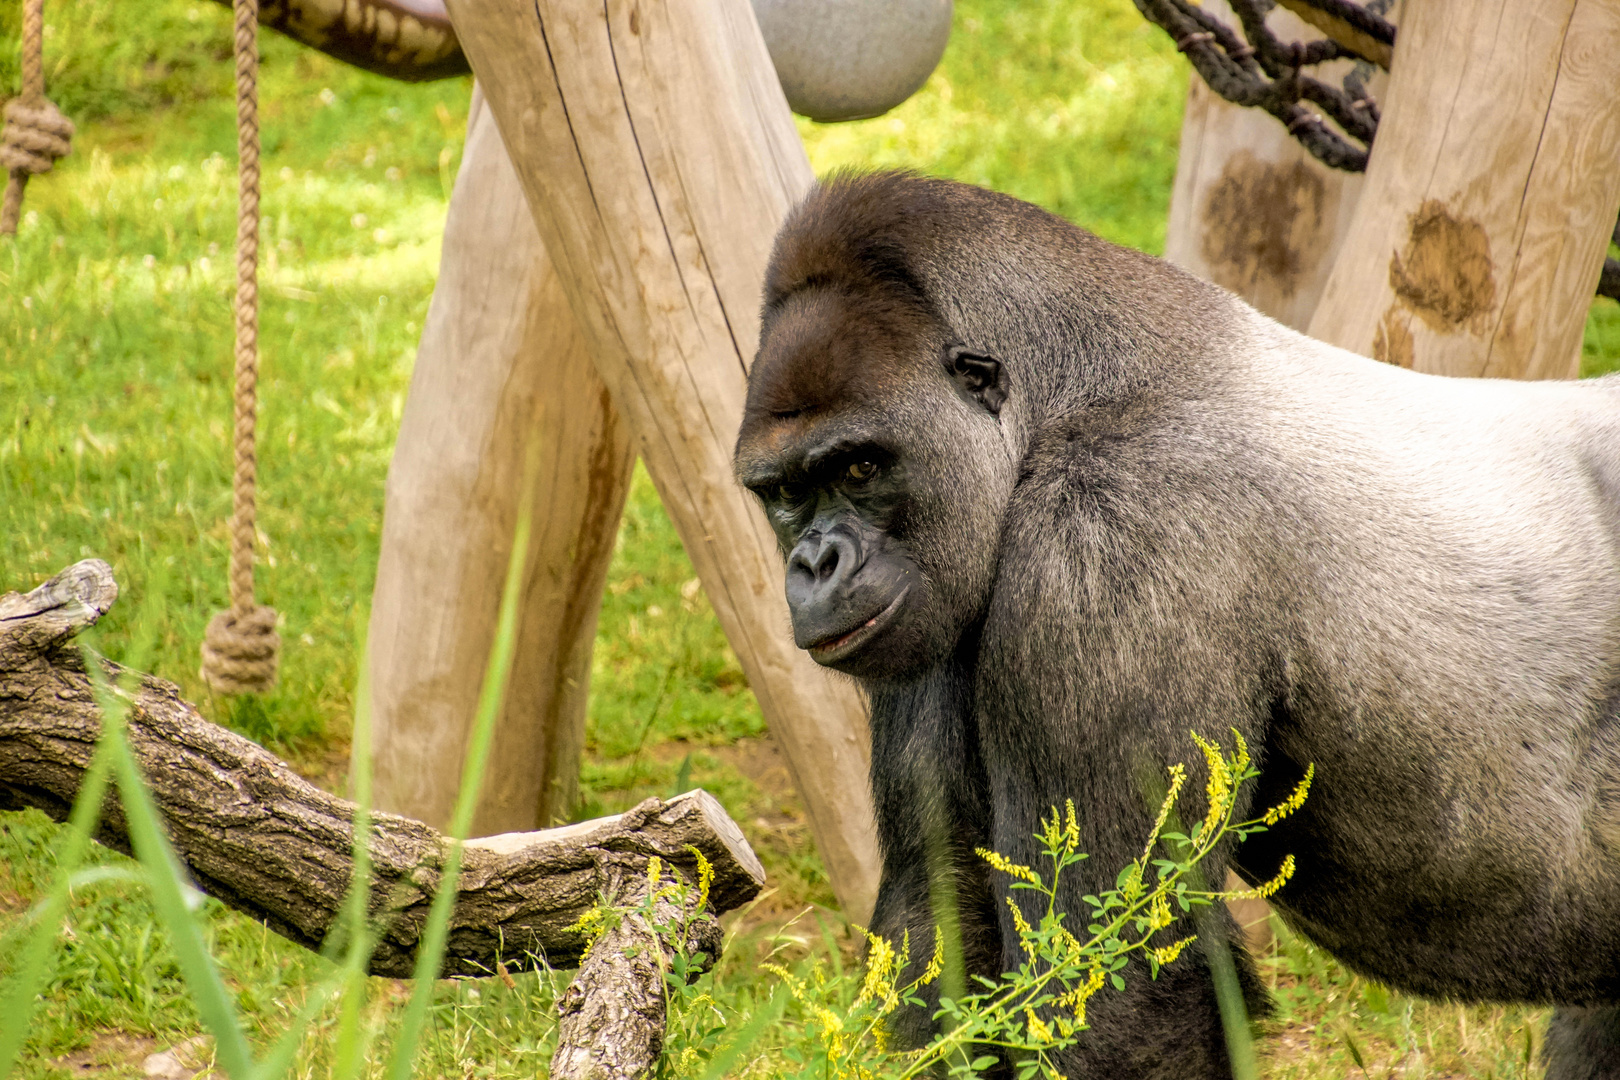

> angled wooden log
[367,86,635,837]
[442,0,882,921]
[0,561,763,986]
[1306,0,1620,378]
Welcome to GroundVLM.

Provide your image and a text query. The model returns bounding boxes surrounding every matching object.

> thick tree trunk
[0,561,763,983]
[1306,0,1620,378]
[442,0,882,922]
[367,86,635,837]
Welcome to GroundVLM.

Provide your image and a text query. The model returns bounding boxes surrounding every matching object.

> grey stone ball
[752,0,954,123]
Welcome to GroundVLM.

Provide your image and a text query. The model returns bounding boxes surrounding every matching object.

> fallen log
[0,560,765,984]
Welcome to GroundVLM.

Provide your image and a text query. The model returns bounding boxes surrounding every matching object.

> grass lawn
[3,0,1617,1075]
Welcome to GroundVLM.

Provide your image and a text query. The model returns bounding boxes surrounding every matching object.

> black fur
[734,171,1620,1078]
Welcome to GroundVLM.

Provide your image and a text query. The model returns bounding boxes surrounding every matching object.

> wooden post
[442,0,882,921]
[1306,0,1620,378]
[366,88,636,837]
[1164,1,1395,331]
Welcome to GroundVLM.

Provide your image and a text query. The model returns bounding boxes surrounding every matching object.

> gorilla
[732,171,1620,1078]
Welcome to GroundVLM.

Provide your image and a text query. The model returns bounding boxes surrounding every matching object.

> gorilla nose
[786,529,864,607]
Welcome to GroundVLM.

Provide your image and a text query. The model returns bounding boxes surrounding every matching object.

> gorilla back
[733,171,1620,1078]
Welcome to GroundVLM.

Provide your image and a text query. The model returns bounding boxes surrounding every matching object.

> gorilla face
[735,289,1014,681]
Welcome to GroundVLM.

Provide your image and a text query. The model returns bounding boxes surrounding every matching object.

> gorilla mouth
[807,587,911,664]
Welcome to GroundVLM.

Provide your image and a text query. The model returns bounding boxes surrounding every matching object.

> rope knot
[200,605,280,695]
[1,97,74,176]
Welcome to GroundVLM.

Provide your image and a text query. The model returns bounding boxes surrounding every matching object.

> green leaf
[98,670,256,1078]
[1110,973,1125,991]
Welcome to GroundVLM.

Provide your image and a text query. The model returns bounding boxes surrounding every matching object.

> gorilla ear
[946,345,1008,416]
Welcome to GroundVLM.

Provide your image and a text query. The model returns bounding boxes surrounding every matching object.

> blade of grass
[87,653,258,1078]
[696,988,787,1080]
[0,716,119,1077]
[384,440,539,1080]
[329,630,379,1080]
[0,593,162,1080]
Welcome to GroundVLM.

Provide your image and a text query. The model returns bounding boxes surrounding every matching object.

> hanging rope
[200,0,279,695]
[1,0,74,235]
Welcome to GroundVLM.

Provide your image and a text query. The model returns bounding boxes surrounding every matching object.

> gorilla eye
[846,461,878,483]
[777,482,806,505]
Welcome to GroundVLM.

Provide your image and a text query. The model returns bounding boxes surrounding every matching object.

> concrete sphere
[752,0,953,123]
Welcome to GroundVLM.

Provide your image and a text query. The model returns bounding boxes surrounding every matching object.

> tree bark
[549,862,720,1080]
[441,0,882,922]
[367,85,635,837]
[0,561,763,981]
[1306,0,1620,378]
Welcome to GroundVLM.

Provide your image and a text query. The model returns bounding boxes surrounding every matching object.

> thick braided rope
[1,0,73,236]
[201,0,278,695]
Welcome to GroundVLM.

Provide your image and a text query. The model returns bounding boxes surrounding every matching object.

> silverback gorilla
[733,172,1620,1079]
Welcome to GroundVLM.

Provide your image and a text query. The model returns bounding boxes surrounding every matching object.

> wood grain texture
[1164,1,1391,331]
[443,0,881,921]
[0,563,763,980]
[1307,0,1620,379]
[368,87,636,837]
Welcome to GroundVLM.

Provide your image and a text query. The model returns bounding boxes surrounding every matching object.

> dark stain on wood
[1388,199,1496,333]
[1372,305,1415,368]
[1200,150,1330,300]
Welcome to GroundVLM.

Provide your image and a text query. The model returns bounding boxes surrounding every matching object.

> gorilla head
[735,171,1620,1079]
[735,276,1014,679]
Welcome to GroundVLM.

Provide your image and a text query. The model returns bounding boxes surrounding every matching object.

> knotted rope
[201,0,279,695]
[1,0,73,235]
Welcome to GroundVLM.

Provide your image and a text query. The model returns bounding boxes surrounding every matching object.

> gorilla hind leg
[1545,1006,1620,1080]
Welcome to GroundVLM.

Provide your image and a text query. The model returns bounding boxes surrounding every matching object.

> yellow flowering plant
[638,732,1311,1080]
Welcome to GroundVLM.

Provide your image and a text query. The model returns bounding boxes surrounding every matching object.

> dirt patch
[49,1032,160,1077]
[1388,199,1496,333]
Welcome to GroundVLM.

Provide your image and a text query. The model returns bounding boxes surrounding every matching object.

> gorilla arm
[972,405,1288,1076]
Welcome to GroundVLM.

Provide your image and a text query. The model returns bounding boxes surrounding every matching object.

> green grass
[3,0,1618,1073]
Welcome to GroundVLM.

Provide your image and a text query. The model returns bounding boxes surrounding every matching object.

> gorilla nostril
[815,545,840,581]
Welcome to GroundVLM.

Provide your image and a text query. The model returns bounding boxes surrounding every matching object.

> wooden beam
[368,87,635,837]
[1306,0,1620,379]
[442,0,882,921]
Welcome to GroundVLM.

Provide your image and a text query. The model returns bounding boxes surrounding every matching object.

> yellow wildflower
[564,905,610,957]
[646,856,662,887]
[1006,897,1037,961]
[684,845,714,909]
[1263,764,1314,825]
[1148,893,1172,931]
[1226,854,1296,899]
[1062,966,1107,1028]
[1119,860,1144,902]
[1227,727,1252,779]
[1026,1008,1054,1044]
[1064,798,1080,855]
[919,931,945,986]
[1191,732,1231,841]
[1149,934,1196,967]
[978,848,1041,884]
[1143,763,1188,861]
[855,931,897,1011]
